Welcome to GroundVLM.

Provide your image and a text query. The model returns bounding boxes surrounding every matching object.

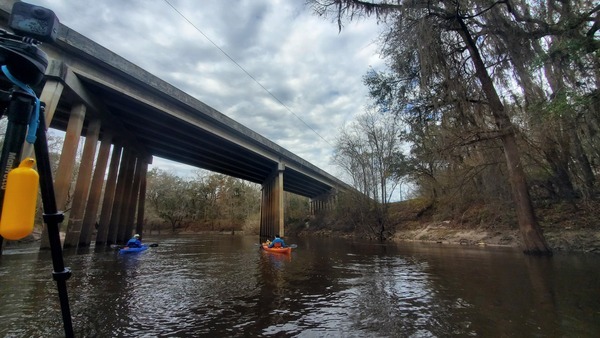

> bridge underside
[35,75,338,248]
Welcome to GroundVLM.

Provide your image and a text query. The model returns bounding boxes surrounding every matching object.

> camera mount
[0,29,48,85]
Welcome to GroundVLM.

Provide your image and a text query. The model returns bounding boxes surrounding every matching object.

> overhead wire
[162,0,333,147]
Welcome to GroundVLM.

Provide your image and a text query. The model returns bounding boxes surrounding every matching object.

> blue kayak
[119,245,148,254]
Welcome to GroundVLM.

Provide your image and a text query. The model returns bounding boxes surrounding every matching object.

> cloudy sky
[24,0,385,180]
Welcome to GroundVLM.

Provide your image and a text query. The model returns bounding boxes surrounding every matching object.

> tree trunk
[457,18,551,255]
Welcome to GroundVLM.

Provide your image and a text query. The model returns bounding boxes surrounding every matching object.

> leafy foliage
[145,168,261,232]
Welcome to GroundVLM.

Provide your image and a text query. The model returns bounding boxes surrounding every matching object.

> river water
[0,234,599,337]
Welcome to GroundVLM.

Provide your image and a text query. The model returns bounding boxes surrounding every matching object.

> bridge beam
[260,163,285,239]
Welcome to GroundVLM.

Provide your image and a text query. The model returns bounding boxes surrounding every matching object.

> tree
[146,168,193,232]
[309,0,597,254]
[334,108,405,240]
[181,170,261,231]
[285,192,310,225]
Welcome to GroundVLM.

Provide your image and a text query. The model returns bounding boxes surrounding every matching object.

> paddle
[110,243,158,249]
[256,243,297,249]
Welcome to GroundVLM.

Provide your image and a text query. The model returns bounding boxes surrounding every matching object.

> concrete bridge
[0,1,349,248]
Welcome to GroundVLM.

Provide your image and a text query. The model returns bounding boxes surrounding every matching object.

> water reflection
[1,235,599,337]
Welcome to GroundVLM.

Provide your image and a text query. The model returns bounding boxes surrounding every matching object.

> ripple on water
[3,235,599,337]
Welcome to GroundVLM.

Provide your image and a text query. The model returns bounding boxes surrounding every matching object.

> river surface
[0,234,599,337]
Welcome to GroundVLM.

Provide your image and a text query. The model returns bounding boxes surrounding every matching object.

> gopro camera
[8,2,59,43]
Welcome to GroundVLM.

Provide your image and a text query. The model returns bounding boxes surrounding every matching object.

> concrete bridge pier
[310,190,337,215]
[39,100,86,249]
[108,148,134,245]
[63,118,100,248]
[260,163,285,239]
[28,72,152,249]
[79,132,112,247]
[122,154,145,242]
[96,144,122,246]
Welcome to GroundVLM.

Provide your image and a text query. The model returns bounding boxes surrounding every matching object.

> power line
[162,0,333,147]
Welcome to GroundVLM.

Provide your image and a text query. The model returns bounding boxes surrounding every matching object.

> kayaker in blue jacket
[268,235,286,248]
[126,234,142,248]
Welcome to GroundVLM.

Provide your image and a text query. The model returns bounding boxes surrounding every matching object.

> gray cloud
[27,0,384,177]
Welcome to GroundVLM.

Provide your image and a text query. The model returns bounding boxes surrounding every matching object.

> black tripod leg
[33,104,74,338]
[0,91,30,251]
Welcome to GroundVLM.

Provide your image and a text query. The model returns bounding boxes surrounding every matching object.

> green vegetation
[144,168,262,234]
[144,168,311,235]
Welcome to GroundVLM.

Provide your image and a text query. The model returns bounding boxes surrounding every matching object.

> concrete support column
[122,155,141,240]
[63,118,101,248]
[276,167,284,237]
[96,144,122,245]
[116,152,136,243]
[310,190,336,215]
[108,149,133,244]
[260,163,285,239]
[40,103,86,249]
[21,80,64,159]
[55,103,86,210]
[259,187,270,239]
[135,161,148,236]
[80,132,113,247]
[41,80,65,127]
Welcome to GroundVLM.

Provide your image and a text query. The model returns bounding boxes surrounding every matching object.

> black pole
[33,102,73,337]
[0,89,29,252]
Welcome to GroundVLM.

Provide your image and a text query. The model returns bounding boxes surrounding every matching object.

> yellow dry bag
[0,158,39,240]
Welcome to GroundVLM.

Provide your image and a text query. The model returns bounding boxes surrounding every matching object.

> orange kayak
[261,244,292,254]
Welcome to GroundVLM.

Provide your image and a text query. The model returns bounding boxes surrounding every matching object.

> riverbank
[388,199,600,254]
[296,199,600,254]
[296,224,600,254]
[388,222,600,254]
